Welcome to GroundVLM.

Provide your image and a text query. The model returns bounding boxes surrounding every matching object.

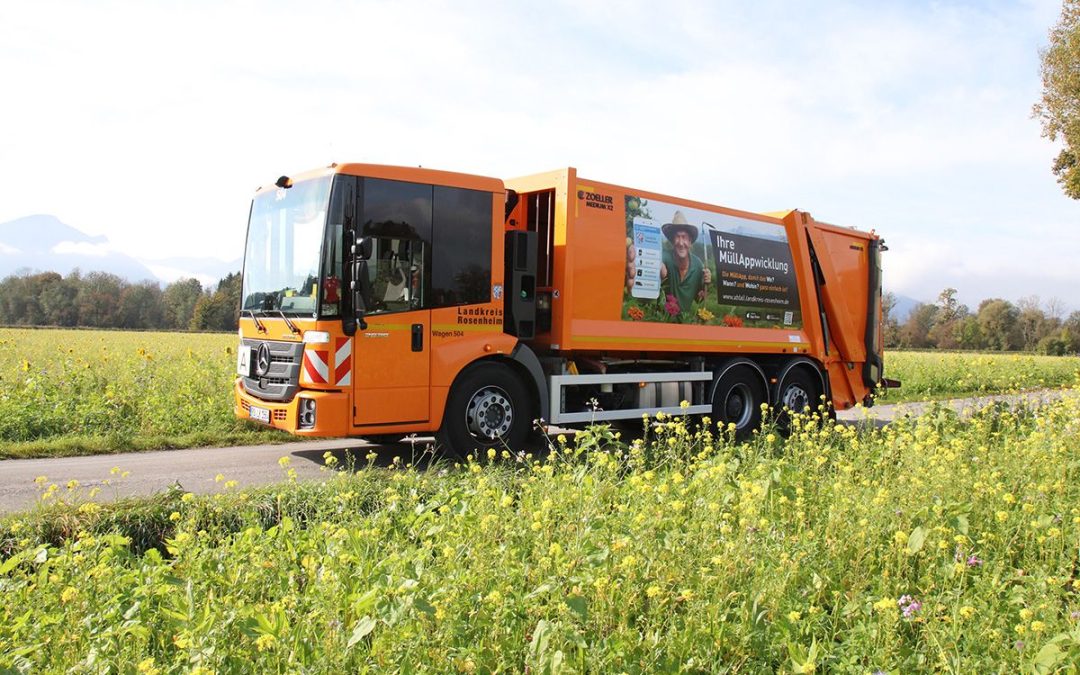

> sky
[0,0,1076,312]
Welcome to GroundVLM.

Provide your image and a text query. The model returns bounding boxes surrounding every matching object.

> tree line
[3,270,1078,353]
[885,289,1080,355]
[0,270,241,331]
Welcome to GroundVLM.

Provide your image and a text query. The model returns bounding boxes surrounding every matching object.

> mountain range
[0,215,239,287]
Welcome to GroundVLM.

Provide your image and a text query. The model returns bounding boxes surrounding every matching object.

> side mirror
[350,236,373,330]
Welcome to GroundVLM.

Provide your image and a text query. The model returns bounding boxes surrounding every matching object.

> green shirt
[662,249,705,319]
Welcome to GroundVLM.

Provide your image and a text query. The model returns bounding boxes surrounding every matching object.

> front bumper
[233,380,351,437]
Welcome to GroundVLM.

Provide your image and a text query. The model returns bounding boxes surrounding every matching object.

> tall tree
[75,271,125,328]
[163,278,205,330]
[39,271,79,326]
[189,272,242,331]
[928,288,969,349]
[977,299,1021,351]
[118,282,166,329]
[900,303,938,349]
[1034,0,1080,198]
[882,291,901,348]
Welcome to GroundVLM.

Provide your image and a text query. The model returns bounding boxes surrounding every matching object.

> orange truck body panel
[234,163,885,441]
[503,169,881,410]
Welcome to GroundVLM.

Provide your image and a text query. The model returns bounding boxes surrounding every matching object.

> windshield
[241,176,331,316]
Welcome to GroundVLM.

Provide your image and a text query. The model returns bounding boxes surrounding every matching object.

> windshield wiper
[242,309,267,333]
[268,308,301,335]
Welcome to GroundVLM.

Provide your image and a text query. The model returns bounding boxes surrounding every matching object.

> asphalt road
[0,389,1072,515]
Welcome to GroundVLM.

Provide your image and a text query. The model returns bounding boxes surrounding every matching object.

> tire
[775,366,821,432]
[778,368,819,414]
[437,362,534,458]
[710,363,766,441]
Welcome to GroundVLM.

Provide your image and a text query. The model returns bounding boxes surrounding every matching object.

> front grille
[239,339,304,402]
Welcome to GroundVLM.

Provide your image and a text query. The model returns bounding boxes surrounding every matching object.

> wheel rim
[723,382,754,428]
[782,383,810,413]
[465,385,514,441]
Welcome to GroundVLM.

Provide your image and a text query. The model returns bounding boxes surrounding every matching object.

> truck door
[353,237,431,426]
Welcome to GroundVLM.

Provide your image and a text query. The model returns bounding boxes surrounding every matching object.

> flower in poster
[665,294,681,317]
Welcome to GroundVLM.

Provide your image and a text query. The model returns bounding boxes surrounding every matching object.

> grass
[3,396,1080,671]
[2,326,1079,459]
[881,351,1080,404]
[0,328,279,458]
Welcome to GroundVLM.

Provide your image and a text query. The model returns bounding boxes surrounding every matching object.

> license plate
[237,346,253,377]
[248,405,271,424]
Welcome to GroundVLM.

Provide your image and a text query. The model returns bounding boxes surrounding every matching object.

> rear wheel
[711,364,766,441]
[437,362,533,458]
[775,367,821,431]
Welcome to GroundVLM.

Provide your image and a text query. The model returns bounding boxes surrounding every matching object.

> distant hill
[889,293,923,323]
[142,255,242,287]
[0,214,237,285]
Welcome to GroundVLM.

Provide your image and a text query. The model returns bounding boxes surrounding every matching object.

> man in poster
[660,211,711,318]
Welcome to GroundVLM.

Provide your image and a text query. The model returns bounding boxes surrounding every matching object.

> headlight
[298,397,317,429]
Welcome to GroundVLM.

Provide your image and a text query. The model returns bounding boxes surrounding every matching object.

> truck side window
[432,186,492,306]
[358,179,491,311]
[360,178,433,315]
[365,237,425,314]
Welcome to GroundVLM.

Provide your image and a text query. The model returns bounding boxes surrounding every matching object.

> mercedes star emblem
[255,343,271,376]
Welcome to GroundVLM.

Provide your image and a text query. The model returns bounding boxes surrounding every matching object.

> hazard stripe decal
[333,337,352,386]
[302,349,329,384]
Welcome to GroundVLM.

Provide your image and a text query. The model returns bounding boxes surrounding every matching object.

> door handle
[411,323,423,352]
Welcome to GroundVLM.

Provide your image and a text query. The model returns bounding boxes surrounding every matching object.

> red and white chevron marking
[302,348,329,384]
[300,338,352,386]
[334,337,351,386]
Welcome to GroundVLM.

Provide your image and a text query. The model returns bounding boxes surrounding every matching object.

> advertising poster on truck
[622,195,803,329]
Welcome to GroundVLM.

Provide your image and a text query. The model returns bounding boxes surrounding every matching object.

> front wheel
[437,362,533,458]
[711,363,766,441]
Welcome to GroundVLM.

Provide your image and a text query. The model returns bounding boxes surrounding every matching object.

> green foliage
[1035,0,1080,198]
[3,397,1080,671]
[884,351,1080,402]
[0,269,239,331]
[189,273,241,331]
[163,277,206,330]
[0,328,272,457]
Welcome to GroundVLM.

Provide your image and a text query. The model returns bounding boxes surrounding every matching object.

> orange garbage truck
[234,163,891,455]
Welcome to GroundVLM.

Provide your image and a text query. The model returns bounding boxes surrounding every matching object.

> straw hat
[661,211,698,244]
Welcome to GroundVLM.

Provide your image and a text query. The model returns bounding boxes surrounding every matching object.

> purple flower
[898,595,921,618]
[955,547,983,567]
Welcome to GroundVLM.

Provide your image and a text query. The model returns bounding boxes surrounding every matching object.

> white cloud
[50,241,110,257]
[0,242,20,255]
[143,264,216,289]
